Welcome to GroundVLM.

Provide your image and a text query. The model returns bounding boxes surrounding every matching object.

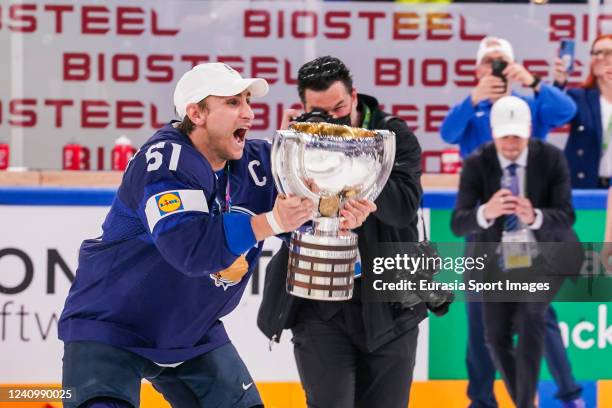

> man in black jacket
[451,96,582,408]
[257,56,425,408]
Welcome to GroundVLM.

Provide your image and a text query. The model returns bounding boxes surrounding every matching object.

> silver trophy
[271,122,396,301]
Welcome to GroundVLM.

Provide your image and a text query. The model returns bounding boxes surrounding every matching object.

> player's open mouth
[233,127,248,145]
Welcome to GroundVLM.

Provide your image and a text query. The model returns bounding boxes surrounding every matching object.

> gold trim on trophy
[289,122,376,138]
[318,195,341,217]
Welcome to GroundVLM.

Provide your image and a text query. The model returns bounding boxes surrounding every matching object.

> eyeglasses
[590,49,612,59]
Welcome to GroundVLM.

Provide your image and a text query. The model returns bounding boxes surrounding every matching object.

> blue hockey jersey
[58,123,277,363]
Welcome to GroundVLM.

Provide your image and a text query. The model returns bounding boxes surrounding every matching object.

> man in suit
[451,96,581,408]
[258,56,425,408]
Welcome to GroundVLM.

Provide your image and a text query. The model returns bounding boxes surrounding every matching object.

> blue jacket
[564,87,607,189]
[59,123,277,363]
[441,83,577,158]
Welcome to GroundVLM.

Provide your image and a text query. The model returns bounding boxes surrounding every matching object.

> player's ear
[186,102,207,126]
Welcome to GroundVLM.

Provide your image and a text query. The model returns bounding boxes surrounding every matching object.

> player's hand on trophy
[217,255,249,283]
[340,199,377,230]
[280,108,302,130]
[273,193,315,232]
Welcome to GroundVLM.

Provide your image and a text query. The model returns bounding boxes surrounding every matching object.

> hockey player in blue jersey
[58,62,378,408]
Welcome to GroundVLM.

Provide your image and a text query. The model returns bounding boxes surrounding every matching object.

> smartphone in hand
[559,39,575,74]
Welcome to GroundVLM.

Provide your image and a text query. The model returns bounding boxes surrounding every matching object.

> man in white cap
[451,96,581,408]
[441,36,576,158]
[443,36,584,408]
[58,62,376,408]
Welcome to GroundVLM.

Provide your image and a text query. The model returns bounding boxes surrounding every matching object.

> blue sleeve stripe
[223,213,257,255]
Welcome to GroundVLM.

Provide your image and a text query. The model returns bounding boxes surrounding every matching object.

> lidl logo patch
[157,192,183,215]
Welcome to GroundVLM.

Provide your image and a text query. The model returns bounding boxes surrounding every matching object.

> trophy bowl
[271,122,396,301]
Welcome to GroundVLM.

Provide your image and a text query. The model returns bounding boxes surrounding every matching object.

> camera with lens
[292,107,351,126]
[491,59,508,92]
[392,241,455,317]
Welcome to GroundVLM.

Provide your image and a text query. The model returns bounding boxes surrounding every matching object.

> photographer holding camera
[258,56,426,408]
[442,37,584,408]
[451,96,581,408]
[441,36,576,158]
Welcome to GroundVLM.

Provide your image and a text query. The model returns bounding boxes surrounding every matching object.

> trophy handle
[271,130,320,206]
[362,130,396,202]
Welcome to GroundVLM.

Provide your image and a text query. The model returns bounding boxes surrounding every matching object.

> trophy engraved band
[271,122,396,301]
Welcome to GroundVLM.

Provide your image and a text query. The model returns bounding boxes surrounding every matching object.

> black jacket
[257,94,427,352]
[451,140,583,287]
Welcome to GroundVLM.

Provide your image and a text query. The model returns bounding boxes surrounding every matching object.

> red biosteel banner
[0,1,606,168]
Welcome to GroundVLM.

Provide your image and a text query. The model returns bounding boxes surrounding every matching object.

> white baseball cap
[173,63,269,119]
[476,36,515,65]
[490,96,531,139]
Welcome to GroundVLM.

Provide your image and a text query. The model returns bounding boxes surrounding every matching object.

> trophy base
[286,225,358,301]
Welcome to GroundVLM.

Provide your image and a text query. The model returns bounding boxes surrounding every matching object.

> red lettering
[375,59,401,86]
[151,10,179,36]
[393,12,418,40]
[598,15,612,37]
[459,15,485,41]
[44,5,73,34]
[427,13,452,40]
[64,53,90,81]
[251,103,269,130]
[252,57,278,85]
[98,53,105,81]
[117,101,144,128]
[117,7,145,35]
[9,4,37,33]
[9,99,36,127]
[425,105,449,132]
[244,10,270,38]
[81,100,109,128]
[278,10,285,38]
[284,59,298,85]
[325,11,350,39]
[112,54,139,82]
[549,14,575,41]
[422,59,447,87]
[292,11,317,39]
[454,59,477,87]
[44,99,73,127]
[146,55,173,83]
[150,104,166,129]
[407,59,415,87]
[523,60,549,81]
[82,6,109,35]
[358,12,385,40]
